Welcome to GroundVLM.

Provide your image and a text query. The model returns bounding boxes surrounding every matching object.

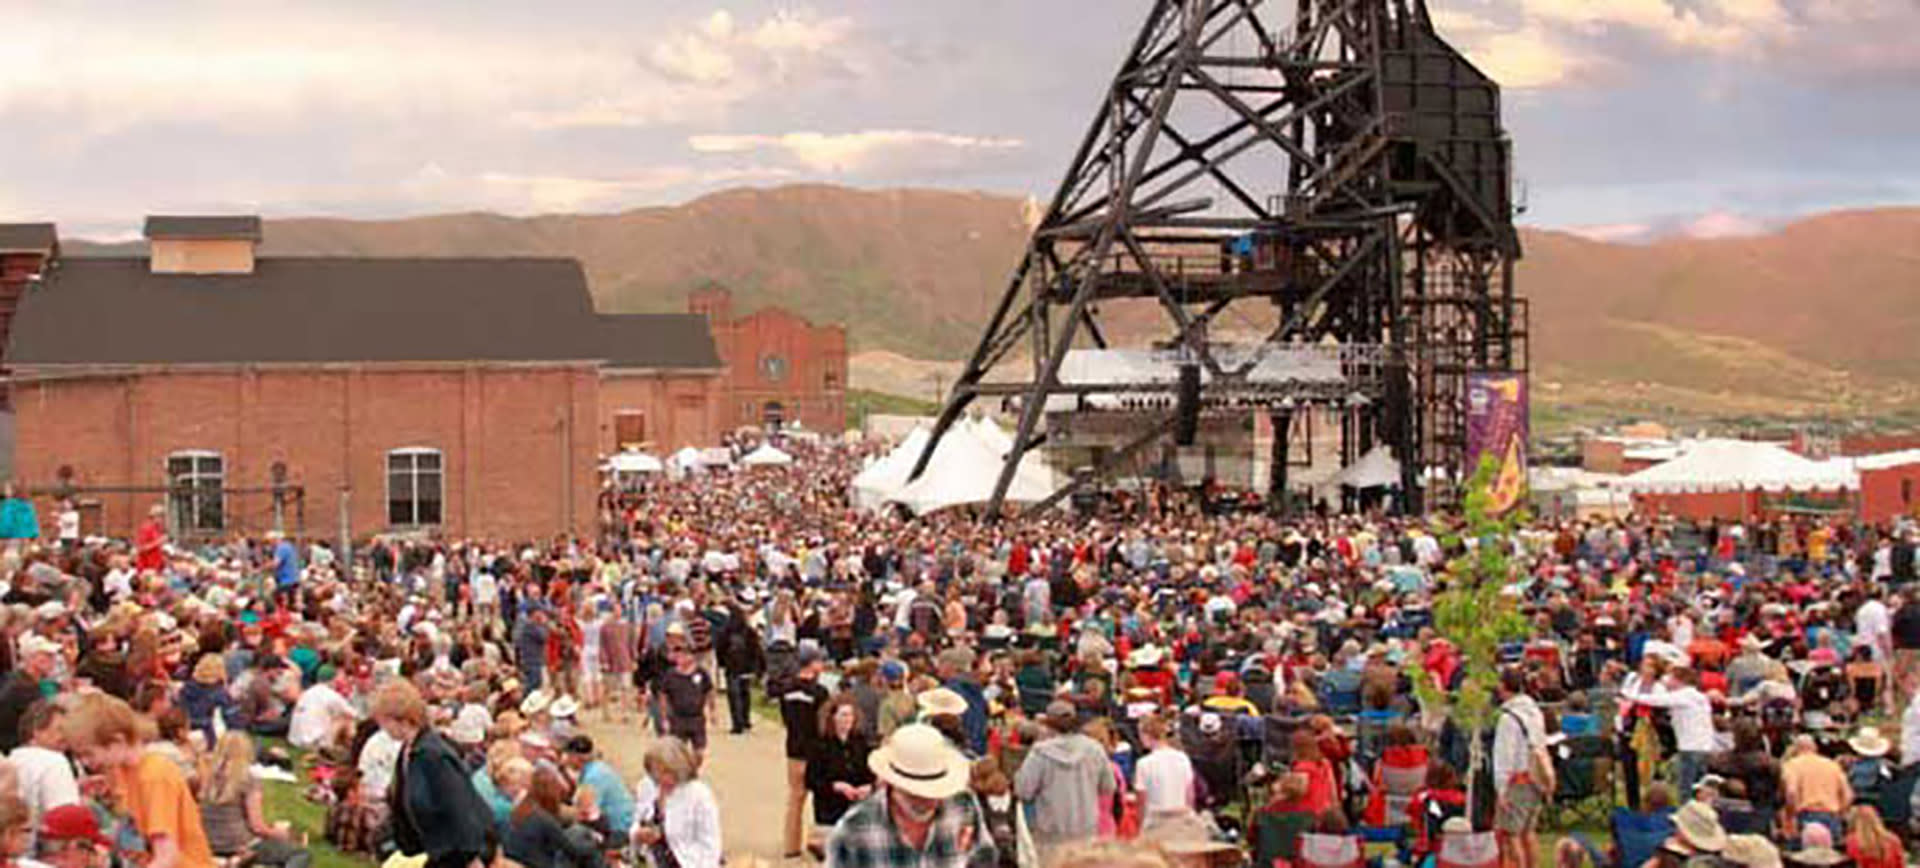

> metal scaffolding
[912,0,1527,517]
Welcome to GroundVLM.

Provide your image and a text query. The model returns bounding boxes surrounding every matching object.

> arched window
[387,448,444,526]
[166,450,224,534]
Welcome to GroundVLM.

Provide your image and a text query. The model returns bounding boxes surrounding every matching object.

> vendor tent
[1330,445,1401,489]
[1619,439,1857,493]
[851,427,931,511]
[888,422,1057,515]
[602,452,663,474]
[742,444,795,467]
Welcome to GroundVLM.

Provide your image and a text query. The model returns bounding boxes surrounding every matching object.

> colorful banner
[1465,372,1529,513]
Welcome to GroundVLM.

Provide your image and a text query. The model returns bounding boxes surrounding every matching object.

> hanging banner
[1465,372,1529,513]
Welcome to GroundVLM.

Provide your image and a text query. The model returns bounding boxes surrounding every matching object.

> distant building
[688,285,847,435]
[2,216,732,541]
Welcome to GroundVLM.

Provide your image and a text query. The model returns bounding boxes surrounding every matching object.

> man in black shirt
[1890,591,1920,714]
[658,642,714,753]
[775,644,829,859]
[0,635,59,753]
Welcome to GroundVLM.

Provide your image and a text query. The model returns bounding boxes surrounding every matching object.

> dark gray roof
[7,257,721,369]
[143,215,263,241]
[598,314,723,369]
[0,224,57,253]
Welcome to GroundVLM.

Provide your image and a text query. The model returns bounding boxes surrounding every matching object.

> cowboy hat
[866,723,971,800]
[1721,835,1781,868]
[519,690,553,716]
[1127,645,1165,668]
[1673,802,1727,853]
[448,710,488,745]
[917,687,968,718]
[550,696,580,718]
[1849,726,1891,758]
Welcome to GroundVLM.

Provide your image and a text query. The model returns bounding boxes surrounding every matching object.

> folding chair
[1251,810,1315,868]
[1548,734,1614,828]
[1299,833,1364,868]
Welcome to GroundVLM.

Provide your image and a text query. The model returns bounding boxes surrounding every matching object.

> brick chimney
[0,223,59,411]
[143,215,262,275]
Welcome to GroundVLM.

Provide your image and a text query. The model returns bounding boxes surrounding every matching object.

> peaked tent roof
[742,444,794,466]
[1619,438,1858,493]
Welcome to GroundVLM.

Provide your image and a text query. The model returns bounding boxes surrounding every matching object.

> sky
[1,0,1916,241]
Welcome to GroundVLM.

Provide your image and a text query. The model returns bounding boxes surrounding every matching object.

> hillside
[66,187,1920,417]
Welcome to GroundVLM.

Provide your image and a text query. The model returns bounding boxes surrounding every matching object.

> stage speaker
[1175,363,1200,446]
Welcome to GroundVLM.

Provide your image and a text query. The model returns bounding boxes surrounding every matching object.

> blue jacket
[0,498,38,540]
[579,760,635,838]
[177,681,239,744]
[945,676,990,756]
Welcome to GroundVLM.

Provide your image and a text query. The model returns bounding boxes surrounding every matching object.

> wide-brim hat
[520,690,553,716]
[1721,835,1781,868]
[1127,645,1164,667]
[917,687,968,718]
[867,723,971,799]
[1787,848,1847,867]
[550,696,579,718]
[1674,802,1727,853]
[1849,726,1891,757]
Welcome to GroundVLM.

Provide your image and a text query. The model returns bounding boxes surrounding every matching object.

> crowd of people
[0,434,1918,868]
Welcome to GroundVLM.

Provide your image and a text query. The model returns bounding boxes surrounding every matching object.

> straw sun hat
[866,723,971,800]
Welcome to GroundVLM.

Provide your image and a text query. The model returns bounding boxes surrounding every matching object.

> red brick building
[3,216,732,542]
[689,285,847,434]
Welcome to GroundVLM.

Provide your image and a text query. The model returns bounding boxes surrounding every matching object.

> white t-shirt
[8,744,79,829]
[1134,746,1196,814]
[357,730,402,801]
[103,567,136,599]
[1857,600,1892,653]
[289,683,358,750]
[55,510,78,542]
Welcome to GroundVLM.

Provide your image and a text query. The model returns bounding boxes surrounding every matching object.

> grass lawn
[258,742,371,868]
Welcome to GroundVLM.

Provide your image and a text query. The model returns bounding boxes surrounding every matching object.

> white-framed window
[386,448,444,527]
[166,450,225,533]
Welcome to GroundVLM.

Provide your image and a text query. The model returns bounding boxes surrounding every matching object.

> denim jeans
[1675,751,1708,799]
[1799,810,1843,841]
[726,672,755,733]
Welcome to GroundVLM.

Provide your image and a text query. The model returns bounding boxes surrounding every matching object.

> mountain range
[67,185,1920,425]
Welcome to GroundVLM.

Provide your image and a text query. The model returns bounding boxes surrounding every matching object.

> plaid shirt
[825,788,1000,868]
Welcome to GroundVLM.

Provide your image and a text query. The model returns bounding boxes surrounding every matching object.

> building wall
[149,239,255,274]
[688,287,848,435]
[13,365,602,541]
[1581,439,1626,474]
[1862,464,1920,525]
[596,372,723,454]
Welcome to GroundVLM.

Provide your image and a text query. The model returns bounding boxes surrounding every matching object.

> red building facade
[689,286,848,434]
[3,217,732,541]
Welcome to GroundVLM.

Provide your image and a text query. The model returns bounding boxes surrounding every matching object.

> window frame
[385,447,445,528]
[165,450,226,535]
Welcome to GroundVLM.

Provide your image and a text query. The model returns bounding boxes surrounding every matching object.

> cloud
[1562,222,1656,243]
[0,5,867,136]
[688,130,1024,176]
[403,164,798,215]
[1434,0,1920,89]
[1680,210,1771,239]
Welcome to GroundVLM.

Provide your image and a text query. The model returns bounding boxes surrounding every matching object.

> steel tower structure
[912,0,1526,517]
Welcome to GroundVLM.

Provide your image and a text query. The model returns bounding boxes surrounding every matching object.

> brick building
[3,216,730,542]
[689,285,847,434]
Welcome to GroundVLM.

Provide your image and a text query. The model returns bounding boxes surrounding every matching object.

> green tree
[1410,455,1535,817]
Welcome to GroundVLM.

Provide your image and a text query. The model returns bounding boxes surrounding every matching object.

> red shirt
[135,518,166,572]
[1850,838,1904,868]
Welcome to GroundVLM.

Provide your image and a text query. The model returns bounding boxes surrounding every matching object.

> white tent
[1619,438,1858,493]
[888,422,1057,515]
[851,427,932,511]
[741,444,795,467]
[1331,445,1401,489]
[602,452,663,474]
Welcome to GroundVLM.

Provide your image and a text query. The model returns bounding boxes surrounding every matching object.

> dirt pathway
[586,708,795,862]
